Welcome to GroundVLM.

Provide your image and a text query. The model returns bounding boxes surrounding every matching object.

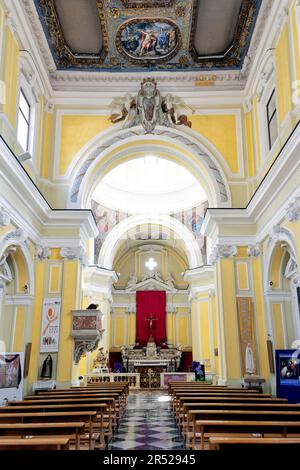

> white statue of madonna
[245,343,255,375]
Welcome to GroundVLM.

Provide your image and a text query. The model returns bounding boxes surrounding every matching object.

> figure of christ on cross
[145,314,158,342]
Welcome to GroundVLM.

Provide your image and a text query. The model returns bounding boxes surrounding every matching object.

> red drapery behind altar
[136,291,166,346]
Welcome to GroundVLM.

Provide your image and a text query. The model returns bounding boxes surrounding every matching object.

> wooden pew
[185,407,300,448]
[0,411,97,449]
[172,392,273,416]
[0,437,70,450]
[0,403,108,448]
[193,420,300,450]
[175,397,287,428]
[10,396,119,436]
[24,392,126,419]
[208,436,300,450]
[0,422,85,450]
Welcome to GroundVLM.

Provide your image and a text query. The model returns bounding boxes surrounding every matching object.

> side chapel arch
[66,125,232,210]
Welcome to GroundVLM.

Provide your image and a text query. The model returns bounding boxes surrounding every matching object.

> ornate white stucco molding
[209,244,238,265]
[247,244,261,257]
[3,228,27,245]
[292,273,300,288]
[60,246,88,266]
[286,197,300,222]
[35,245,51,261]
[268,225,293,245]
[0,207,10,227]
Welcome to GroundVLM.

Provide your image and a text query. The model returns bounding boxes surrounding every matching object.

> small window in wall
[266,89,278,150]
[17,89,31,151]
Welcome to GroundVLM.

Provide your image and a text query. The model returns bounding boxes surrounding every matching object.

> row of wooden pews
[168,381,300,450]
[0,382,129,450]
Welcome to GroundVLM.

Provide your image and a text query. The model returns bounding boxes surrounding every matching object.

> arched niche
[264,227,300,349]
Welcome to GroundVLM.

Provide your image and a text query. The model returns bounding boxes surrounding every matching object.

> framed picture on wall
[24,342,32,378]
[266,339,275,374]
[40,298,62,353]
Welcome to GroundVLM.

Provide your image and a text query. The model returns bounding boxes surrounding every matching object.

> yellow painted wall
[199,302,210,361]
[270,245,284,289]
[49,265,62,293]
[3,27,19,127]
[115,317,125,346]
[178,316,188,345]
[13,307,25,351]
[167,313,174,344]
[129,313,136,345]
[59,115,112,175]
[57,261,79,382]
[28,262,45,383]
[252,257,270,378]
[253,96,261,168]
[276,24,292,125]
[220,258,241,379]
[212,297,219,374]
[272,303,285,349]
[246,112,255,177]
[236,262,249,290]
[13,249,27,292]
[42,112,52,179]
[189,114,239,173]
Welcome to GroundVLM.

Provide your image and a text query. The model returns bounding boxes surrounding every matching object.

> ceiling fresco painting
[33,0,262,72]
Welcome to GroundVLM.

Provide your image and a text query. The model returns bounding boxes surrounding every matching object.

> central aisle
[108,390,185,450]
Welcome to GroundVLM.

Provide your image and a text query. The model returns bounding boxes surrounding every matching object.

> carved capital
[208,288,216,298]
[0,207,10,227]
[209,244,237,265]
[35,245,51,261]
[247,244,261,257]
[60,247,88,266]
[286,197,300,222]
[45,100,54,114]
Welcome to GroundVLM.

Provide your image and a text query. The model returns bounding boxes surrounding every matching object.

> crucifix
[145,314,158,342]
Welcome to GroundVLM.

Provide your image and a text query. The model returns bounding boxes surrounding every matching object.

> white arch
[67,126,231,209]
[263,226,299,292]
[0,229,35,295]
[263,226,300,343]
[98,214,202,270]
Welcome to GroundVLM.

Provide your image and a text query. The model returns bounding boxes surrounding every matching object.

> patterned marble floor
[108,390,185,450]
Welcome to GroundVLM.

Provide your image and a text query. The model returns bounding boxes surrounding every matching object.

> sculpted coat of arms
[109,78,192,133]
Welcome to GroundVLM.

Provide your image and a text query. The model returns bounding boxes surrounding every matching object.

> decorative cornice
[21,0,56,73]
[247,244,261,257]
[0,207,10,226]
[35,245,51,261]
[241,0,274,80]
[286,197,300,222]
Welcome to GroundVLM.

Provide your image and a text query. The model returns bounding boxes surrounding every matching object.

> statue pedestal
[242,374,266,393]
